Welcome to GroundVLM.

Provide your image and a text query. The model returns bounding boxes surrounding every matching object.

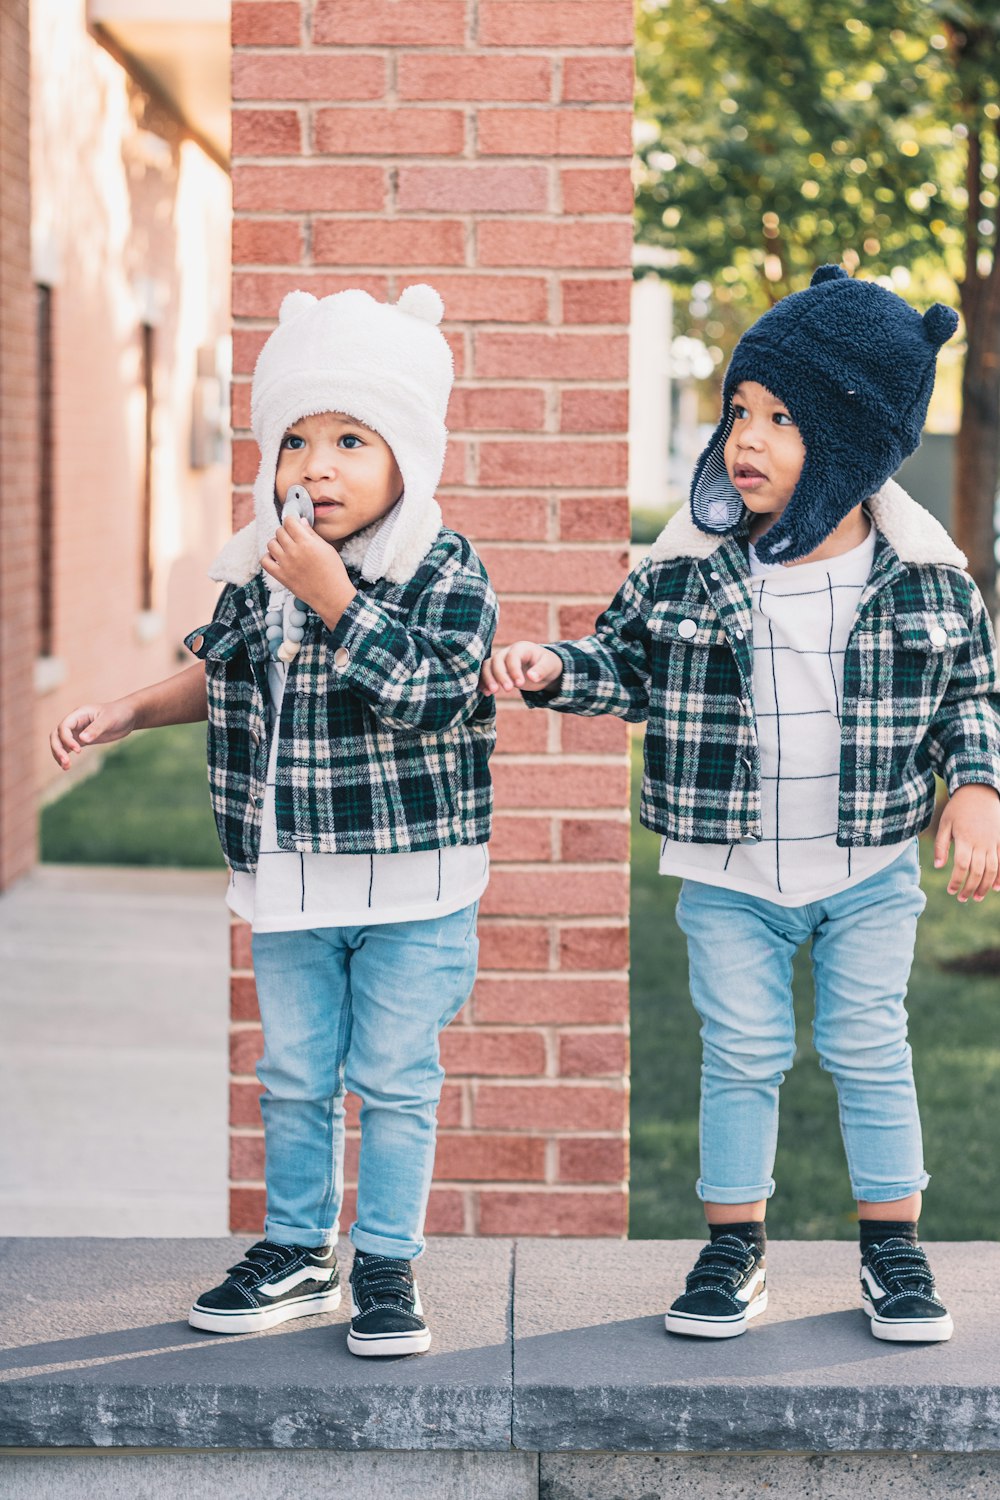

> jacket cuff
[520,646,583,711]
[323,591,395,681]
[944,761,1000,799]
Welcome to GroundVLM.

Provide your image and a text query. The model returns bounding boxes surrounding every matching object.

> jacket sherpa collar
[647,478,967,572]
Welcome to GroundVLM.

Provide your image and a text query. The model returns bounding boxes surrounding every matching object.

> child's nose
[304,445,338,479]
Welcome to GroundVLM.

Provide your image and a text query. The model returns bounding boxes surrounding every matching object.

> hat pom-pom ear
[811,264,849,285]
[397,283,445,326]
[279,290,318,324]
[923,303,959,348]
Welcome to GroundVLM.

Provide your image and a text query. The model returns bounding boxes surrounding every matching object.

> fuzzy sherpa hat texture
[209,284,454,588]
[690,264,959,564]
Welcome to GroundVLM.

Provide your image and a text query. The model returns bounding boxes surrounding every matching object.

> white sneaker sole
[347,1285,432,1357]
[188,1285,341,1335]
[862,1295,954,1343]
[665,1288,768,1340]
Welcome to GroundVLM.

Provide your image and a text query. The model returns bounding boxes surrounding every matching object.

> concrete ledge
[513,1240,1000,1453]
[0,1239,513,1450]
[3,1238,999,1459]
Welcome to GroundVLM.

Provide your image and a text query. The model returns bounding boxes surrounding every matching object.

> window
[36,284,54,657]
[139,320,154,611]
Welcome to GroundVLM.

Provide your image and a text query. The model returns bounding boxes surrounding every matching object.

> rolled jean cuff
[265,1216,339,1250]
[850,1171,930,1203]
[697,1177,775,1204]
[350,1225,425,1261]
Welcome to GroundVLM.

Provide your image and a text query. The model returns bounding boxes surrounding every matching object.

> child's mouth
[312,499,344,514]
[732,464,766,490]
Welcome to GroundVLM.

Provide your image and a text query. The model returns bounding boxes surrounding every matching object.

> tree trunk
[954,276,1000,617]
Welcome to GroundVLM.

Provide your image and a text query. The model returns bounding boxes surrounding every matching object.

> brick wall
[230,0,634,1237]
[0,0,38,891]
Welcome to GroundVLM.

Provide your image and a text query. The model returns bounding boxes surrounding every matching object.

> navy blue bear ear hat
[689,263,960,564]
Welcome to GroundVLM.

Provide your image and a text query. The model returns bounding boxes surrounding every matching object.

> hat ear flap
[749,447,840,564]
[810,264,849,286]
[923,303,959,348]
[690,406,744,535]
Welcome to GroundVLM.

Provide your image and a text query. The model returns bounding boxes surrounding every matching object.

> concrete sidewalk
[0,866,229,1236]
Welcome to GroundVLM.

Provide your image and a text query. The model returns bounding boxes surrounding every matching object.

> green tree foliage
[635,0,1000,599]
[636,0,970,303]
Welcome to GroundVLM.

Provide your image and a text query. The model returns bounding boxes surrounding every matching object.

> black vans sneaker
[347,1250,431,1357]
[664,1234,768,1339]
[860,1239,953,1342]
[188,1240,340,1334]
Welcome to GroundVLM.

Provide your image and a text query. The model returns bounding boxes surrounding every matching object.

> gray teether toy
[266,485,315,663]
[281,484,314,526]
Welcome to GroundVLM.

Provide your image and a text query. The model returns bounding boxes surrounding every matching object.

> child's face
[275,411,404,546]
[722,381,806,525]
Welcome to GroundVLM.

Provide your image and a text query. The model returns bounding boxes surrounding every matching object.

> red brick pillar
[0,0,39,892]
[230,0,633,1237]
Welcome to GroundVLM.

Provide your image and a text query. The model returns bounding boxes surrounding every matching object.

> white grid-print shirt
[227,593,489,933]
[660,523,904,906]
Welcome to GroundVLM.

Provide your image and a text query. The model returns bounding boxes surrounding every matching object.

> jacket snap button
[190,634,204,653]
[928,626,948,647]
[709,570,720,581]
[677,619,698,640]
[740,833,759,844]
[334,646,350,670]
[734,628,745,640]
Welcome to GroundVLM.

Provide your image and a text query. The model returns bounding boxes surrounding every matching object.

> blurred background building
[1,0,232,889]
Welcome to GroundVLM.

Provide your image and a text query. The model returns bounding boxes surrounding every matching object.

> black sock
[710,1221,766,1258]
[859,1219,918,1253]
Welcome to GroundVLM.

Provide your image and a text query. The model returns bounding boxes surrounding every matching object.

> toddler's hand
[49,701,136,770]
[480,642,563,695]
[933,783,1000,902]
[261,515,354,620]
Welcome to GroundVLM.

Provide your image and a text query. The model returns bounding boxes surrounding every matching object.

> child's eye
[731,402,748,420]
[280,433,305,450]
[339,433,364,449]
[773,412,796,427]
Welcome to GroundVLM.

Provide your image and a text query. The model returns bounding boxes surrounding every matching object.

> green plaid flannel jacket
[525,522,1000,848]
[185,529,497,870]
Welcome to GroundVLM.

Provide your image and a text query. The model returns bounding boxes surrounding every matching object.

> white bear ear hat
[209,283,453,589]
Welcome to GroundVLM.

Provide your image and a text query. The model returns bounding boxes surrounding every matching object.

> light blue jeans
[250,902,479,1259]
[674,842,930,1205]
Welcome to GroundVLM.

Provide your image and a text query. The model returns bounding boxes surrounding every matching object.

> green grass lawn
[628,732,1000,1241]
[40,722,225,869]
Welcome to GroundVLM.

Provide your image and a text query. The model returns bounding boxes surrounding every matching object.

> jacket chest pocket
[889,609,969,701]
[648,600,738,697]
[186,619,244,663]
